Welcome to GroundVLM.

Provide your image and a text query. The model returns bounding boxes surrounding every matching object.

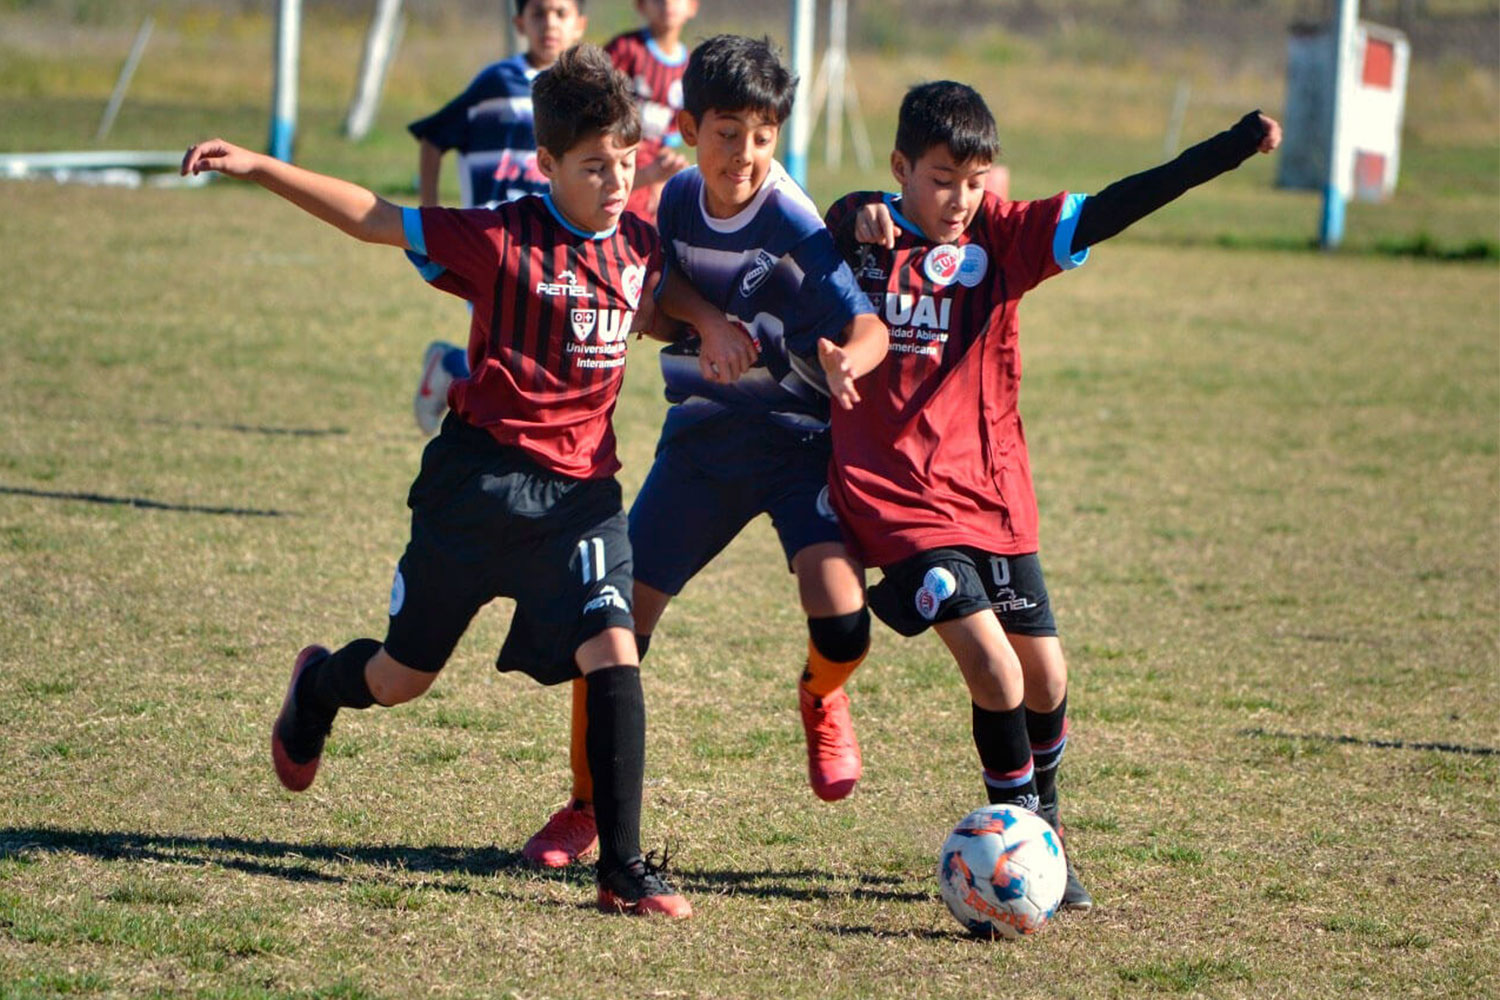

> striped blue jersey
[654,160,872,441]
[407,55,546,209]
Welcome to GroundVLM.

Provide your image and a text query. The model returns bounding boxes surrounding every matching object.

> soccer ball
[937,803,1067,939]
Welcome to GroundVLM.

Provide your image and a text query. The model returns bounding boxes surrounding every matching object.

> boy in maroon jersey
[604,0,697,223]
[818,81,1281,911]
[180,45,693,918]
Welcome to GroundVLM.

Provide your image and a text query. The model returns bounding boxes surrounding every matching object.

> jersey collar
[645,33,687,66]
[883,193,931,243]
[543,193,617,241]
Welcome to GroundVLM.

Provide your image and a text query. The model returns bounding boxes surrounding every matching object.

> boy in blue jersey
[410,0,588,434]
[520,33,891,867]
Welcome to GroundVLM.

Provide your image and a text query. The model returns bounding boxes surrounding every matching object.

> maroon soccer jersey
[824,189,1088,567]
[411,196,660,480]
[605,29,686,220]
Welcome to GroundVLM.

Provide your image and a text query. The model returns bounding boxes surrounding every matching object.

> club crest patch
[740,249,778,298]
[957,244,989,287]
[924,244,964,286]
[571,309,597,341]
[620,265,645,309]
[915,566,958,620]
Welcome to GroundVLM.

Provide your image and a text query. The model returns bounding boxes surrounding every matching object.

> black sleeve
[1071,111,1269,253]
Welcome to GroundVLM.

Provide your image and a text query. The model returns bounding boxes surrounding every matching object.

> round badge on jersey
[815,485,839,523]
[389,567,406,617]
[924,244,964,286]
[957,244,989,288]
[914,566,958,620]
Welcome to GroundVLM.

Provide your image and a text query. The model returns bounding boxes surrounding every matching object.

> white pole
[268,0,302,162]
[825,0,847,169]
[1319,0,1359,249]
[786,0,816,187]
[344,0,405,140]
[96,13,155,142]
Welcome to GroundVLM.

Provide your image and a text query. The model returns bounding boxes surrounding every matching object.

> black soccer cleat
[596,852,692,918]
[1038,799,1095,912]
[270,644,333,792]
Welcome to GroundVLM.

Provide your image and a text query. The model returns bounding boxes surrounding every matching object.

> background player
[520,34,891,868]
[604,0,697,223]
[182,44,691,917]
[821,80,1282,911]
[410,0,588,435]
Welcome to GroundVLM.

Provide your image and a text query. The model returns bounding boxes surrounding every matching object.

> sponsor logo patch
[924,244,963,286]
[388,568,406,617]
[583,584,630,616]
[914,566,958,620]
[957,244,989,287]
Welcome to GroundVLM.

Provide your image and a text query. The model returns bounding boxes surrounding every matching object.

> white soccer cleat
[414,340,457,435]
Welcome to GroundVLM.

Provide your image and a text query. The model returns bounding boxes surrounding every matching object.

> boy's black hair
[533,44,641,156]
[895,81,1000,166]
[682,34,797,125]
[515,0,585,16]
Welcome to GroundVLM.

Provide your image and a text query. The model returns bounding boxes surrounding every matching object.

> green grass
[1,6,1498,1000]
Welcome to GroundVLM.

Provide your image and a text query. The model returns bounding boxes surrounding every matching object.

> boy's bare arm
[656,268,760,383]
[819,313,889,411]
[182,139,407,248]
[417,139,445,208]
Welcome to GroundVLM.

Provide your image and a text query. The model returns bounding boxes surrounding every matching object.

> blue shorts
[629,417,845,595]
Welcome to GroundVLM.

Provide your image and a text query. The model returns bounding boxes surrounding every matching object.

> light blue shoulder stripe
[1052,192,1090,270]
[401,207,428,257]
[882,193,928,242]
[400,207,446,281]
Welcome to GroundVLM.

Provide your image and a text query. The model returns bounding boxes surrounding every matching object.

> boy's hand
[697,315,759,383]
[637,148,690,187]
[1255,114,1282,154]
[853,202,900,248]
[181,138,260,178]
[818,337,862,410]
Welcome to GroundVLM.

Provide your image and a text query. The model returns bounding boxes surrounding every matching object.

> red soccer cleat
[799,684,862,801]
[521,801,598,868]
[270,644,331,792]
[597,854,693,918]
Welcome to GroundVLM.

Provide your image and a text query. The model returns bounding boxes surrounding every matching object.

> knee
[808,607,871,663]
[366,656,437,706]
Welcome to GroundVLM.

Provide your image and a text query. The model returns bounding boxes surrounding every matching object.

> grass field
[2,7,1497,1000]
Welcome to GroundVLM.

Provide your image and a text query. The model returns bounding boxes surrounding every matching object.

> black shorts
[382,415,634,686]
[867,549,1057,638]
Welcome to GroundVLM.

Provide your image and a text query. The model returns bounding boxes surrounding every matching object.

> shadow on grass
[0,485,292,518]
[0,826,539,888]
[0,827,930,904]
[142,417,350,438]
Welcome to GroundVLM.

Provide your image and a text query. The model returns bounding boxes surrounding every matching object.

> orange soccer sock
[800,610,871,697]
[568,676,594,805]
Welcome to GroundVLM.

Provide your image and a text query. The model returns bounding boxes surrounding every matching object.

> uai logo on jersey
[571,308,597,341]
[924,243,964,286]
[740,249,778,298]
[620,264,645,310]
[915,566,959,620]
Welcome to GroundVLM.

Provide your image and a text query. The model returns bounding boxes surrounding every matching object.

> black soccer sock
[1026,694,1069,805]
[972,702,1038,810]
[299,637,381,717]
[801,609,871,697]
[585,665,646,872]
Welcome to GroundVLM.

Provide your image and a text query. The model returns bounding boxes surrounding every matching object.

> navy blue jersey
[654,160,872,442]
[408,55,547,208]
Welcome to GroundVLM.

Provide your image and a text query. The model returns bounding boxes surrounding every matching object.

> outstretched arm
[819,313,889,410]
[1071,111,1281,252]
[182,138,407,248]
[656,268,760,383]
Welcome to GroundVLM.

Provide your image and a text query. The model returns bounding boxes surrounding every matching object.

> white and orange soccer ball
[937,803,1067,939]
